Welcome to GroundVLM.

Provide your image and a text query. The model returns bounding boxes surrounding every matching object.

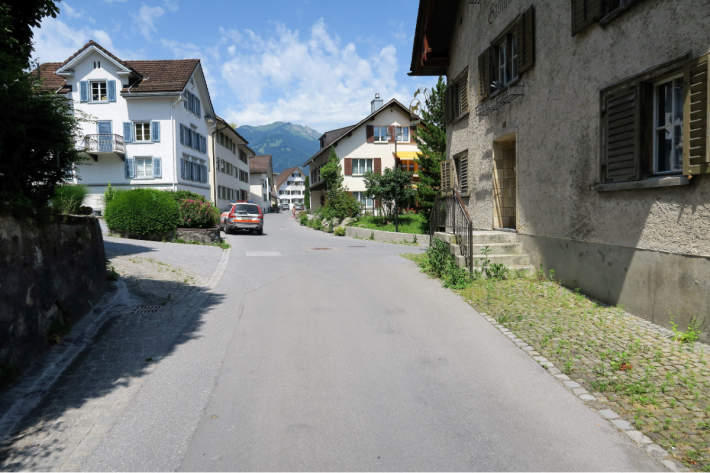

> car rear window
[232,204,259,213]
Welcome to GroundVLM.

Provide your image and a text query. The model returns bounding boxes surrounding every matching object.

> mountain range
[236,122,321,174]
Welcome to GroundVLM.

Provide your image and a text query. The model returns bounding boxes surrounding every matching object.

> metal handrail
[430,188,474,273]
[77,134,125,154]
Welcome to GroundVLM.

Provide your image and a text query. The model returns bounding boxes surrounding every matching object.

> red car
[220,203,264,235]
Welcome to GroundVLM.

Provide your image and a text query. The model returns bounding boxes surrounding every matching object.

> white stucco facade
[209,119,253,209]
[277,169,306,208]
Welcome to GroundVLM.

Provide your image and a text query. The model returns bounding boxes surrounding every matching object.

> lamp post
[388,124,402,232]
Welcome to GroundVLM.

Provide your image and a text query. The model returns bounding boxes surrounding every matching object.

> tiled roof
[249,155,272,174]
[275,167,302,188]
[33,63,69,93]
[60,40,136,75]
[122,59,199,93]
[321,125,355,148]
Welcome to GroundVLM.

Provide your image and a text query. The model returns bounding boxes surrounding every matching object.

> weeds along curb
[476,309,689,472]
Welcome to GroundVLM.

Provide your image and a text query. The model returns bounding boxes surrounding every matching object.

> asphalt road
[86,212,662,471]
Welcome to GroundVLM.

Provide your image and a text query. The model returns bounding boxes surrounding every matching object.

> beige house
[209,117,254,208]
[249,155,275,214]
[303,96,421,212]
[409,0,710,333]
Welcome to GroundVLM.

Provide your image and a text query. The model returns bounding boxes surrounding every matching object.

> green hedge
[104,188,179,236]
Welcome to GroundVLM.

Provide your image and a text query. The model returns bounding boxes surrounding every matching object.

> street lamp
[388,123,402,233]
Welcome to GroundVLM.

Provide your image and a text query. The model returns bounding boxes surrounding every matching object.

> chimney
[371,93,384,114]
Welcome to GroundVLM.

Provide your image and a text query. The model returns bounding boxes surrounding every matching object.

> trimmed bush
[51,185,88,215]
[166,190,207,203]
[178,198,219,228]
[104,188,179,236]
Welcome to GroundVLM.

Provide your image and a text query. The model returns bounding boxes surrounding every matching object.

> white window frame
[135,157,154,179]
[396,126,409,142]
[374,126,388,143]
[352,191,374,208]
[134,122,151,142]
[352,158,373,176]
[90,80,108,102]
[652,74,684,175]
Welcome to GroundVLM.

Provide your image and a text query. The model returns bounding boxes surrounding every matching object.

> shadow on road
[0,277,224,471]
[103,240,158,257]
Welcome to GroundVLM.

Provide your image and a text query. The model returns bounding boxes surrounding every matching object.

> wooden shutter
[344,158,352,176]
[478,51,490,100]
[123,122,133,142]
[125,157,135,179]
[683,53,710,176]
[410,126,417,143]
[80,81,89,102]
[459,155,469,194]
[440,160,452,190]
[460,75,469,114]
[571,0,602,37]
[374,158,382,175]
[151,121,160,142]
[196,98,201,118]
[107,80,116,102]
[517,5,535,74]
[153,157,162,178]
[445,85,454,123]
[604,86,641,183]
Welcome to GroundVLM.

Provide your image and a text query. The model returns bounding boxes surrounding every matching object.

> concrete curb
[0,280,129,445]
[476,310,688,472]
[345,226,425,246]
[204,248,231,289]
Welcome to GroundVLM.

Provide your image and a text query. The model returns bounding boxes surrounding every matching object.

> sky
[32,0,439,134]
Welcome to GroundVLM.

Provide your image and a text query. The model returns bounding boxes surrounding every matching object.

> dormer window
[91,81,108,101]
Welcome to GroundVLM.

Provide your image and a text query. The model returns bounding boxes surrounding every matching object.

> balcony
[77,134,125,159]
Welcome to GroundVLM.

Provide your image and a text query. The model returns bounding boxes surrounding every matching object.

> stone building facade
[410,0,710,333]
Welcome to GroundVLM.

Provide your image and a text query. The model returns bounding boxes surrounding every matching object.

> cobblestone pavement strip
[0,246,227,471]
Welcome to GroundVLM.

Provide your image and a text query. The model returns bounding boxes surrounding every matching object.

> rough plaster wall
[447,0,710,256]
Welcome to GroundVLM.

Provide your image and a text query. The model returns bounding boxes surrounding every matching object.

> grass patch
[171,238,231,250]
[350,213,427,235]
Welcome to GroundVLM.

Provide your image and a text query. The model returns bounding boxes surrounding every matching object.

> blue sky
[32,0,438,133]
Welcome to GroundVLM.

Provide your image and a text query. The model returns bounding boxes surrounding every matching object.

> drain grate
[133,305,162,314]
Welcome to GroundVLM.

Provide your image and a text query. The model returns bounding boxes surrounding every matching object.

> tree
[0,1,84,210]
[318,147,343,199]
[414,76,447,220]
[363,168,417,223]
[304,175,310,210]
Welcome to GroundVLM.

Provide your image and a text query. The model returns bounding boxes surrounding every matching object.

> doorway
[493,135,517,230]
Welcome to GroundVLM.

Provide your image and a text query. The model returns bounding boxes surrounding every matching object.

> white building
[275,167,306,209]
[209,117,254,208]
[37,40,216,210]
[249,155,274,214]
[303,96,421,212]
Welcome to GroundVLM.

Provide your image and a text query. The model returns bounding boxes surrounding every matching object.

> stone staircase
[434,231,536,275]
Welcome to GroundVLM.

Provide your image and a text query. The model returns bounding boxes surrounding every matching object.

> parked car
[294,203,305,211]
[280,203,290,211]
[220,203,264,235]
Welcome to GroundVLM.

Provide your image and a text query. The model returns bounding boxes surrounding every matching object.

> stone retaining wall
[345,226,425,246]
[0,215,107,370]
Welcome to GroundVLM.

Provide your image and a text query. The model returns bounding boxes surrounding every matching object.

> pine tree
[414,76,447,220]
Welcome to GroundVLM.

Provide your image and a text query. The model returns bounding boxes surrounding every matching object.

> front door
[493,135,517,230]
[97,121,112,152]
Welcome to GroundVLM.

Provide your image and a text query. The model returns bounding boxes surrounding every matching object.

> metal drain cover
[133,305,162,314]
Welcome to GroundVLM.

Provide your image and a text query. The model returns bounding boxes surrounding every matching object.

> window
[398,159,418,174]
[374,126,388,142]
[135,122,151,142]
[397,126,409,142]
[352,191,374,208]
[135,158,153,178]
[352,158,373,175]
[492,30,519,91]
[446,71,469,122]
[572,0,645,35]
[91,81,107,101]
[654,77,684,174]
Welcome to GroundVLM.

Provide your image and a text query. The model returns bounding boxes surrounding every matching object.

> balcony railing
[77,134,125,155]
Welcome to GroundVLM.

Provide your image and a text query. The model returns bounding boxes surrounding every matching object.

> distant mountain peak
[236,122,321,173]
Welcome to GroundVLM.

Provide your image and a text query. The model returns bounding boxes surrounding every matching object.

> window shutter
[440,160,452,190]
[108,80,116,102]
[123,122,133,143]
[517,5,535,74]
[203,164,208,183]
[202,136,207,153]
[410,126,416,143]
[478,51,490,100]
[344,158,352,176]
[192,131,197,149]
[374,158,382,175]
[180,158,185,179]
[683,53,710,176]
[445,85,454,123]
[460,75,469,114]
[366,125,374,143]
[459,155,469,194]
[196,98,201,118]
[153,157,162,178]
[184,93,188,109]
[151,121,160,142]
[604,85,641,183]
[80,81,89,102]
[571,0,602,37]
[125,157,135,179]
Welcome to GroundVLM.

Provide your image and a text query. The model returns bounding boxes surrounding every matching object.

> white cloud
[161,39,219,99]
[390,21,408,43]
[217,19,412,131]
[163,0,179,12]
[132,5,164,40]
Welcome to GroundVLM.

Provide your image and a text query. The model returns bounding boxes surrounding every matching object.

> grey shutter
[604,85,641,183]
[123,122,133,142]
[80,81,89,102]
[683,53,710,176]
[459,155,469,194]
[192,131,197,149]
[153,157,162,178]
[202,164,207,183]
[180,158,185,179]
[151,121,160,142]
[189,93,194,113]
[196,98,201,118]
[184,93,188,109]
[108,80,116,102]
[180,125,185,145]
[571,0,602,37]
[440,160,452,189]
[125,157,135,179]
[517,5,535,74]
[478,50,490,99]
[460,75,469,114]
[445,85,453,123]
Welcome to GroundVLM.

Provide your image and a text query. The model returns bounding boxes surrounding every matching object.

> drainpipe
[211,123,227,204]
[170,95,183,191]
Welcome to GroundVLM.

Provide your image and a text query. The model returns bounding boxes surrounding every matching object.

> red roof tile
[249,155,272,174]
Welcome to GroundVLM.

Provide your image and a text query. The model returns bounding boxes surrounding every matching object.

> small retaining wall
[345,226,425,246]
[0,215,107,369]
[176,227,222,244]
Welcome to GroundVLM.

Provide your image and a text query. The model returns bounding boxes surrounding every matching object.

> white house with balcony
[209,117,254,209]
[275,167,306,209]
[303,96,421,212]
[36,40,216,211]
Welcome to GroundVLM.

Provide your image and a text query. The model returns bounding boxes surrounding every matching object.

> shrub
[334,226,346,236]
[104,188,179,236]
[165,190,207,203]
[321,191,361,220]
[299,212,308,226]
[51,185,88,215]
[103,182,126,208]
[178,198,219,228]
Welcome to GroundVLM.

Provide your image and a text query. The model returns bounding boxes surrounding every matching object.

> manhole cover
[133,305,162,314]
